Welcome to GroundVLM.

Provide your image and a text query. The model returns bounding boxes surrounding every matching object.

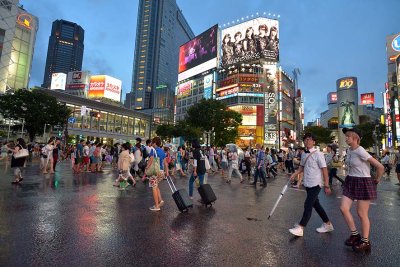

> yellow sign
[16,14,33,30]
[339,79,354,89]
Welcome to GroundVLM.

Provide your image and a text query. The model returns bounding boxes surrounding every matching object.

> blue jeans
[189,173,205,197]
[253,168,266,184]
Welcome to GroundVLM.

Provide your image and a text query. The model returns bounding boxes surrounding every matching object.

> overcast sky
[21,0,400,123]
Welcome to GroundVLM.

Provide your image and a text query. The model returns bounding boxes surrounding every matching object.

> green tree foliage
[354,122,386,149]
[185,99,242,146]
[303,126,333,145]
[0,89,71,141]
[155,124,175,142]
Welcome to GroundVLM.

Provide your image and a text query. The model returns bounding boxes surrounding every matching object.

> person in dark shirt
[53,137,62,171]
[188,139,206,199]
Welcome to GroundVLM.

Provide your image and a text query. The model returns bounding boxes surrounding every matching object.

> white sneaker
[289,224,304,237]
[316,223,334,233]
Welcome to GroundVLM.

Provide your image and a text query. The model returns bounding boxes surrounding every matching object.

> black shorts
[396,163,400,173]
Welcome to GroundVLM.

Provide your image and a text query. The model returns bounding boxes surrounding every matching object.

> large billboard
[178,25,218,82]
[50,73,66,90]
[337,77,359,128]
[360,93,374,105]
[221,17,279,67]
[66,71,90,90]
[386,33,400,63]
[88,75,122,102]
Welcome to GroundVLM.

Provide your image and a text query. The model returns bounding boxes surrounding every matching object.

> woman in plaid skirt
[340,128,384,253]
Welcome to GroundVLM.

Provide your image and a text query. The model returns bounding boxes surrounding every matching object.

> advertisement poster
[178,25,218,81]
[88,75,122,101]
[66,71,90,90]
[50,73,66,90]
[360,93,374,105]
[221,17,279,67]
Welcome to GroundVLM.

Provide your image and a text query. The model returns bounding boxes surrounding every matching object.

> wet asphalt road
[0,159,399,267]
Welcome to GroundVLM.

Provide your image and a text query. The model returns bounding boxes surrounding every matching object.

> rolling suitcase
[198,183,217,207]
[166,176,193,212]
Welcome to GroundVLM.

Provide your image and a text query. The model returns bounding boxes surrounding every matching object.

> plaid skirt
[343,175,377,200]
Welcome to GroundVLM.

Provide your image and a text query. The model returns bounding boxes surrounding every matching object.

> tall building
[42,19,84,88]
[0,0,38,94]
[130,0,194,111]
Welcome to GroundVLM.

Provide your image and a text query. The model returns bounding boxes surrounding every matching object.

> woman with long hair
[145,137,166,211]
[6,138,27,184]
[340,128,384,253]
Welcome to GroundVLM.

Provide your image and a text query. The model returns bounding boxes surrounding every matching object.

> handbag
[204,157,211,170]
[332,161,342,168]
[145,149,160,177]
[14,148,29,159]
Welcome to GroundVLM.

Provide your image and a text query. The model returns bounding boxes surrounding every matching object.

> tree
[0,89,71,142]
[155,124,175,142]
[185,99,242,146]
[303,126,333,145]
[354,122,386,149]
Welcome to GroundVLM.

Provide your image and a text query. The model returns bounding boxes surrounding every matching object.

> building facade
[42,19,84,88]
[130,0,194,112]
[41,89,151,144]
[0,0,38,94]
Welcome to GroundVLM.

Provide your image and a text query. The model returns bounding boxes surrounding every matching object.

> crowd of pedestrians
[2,128,400,254]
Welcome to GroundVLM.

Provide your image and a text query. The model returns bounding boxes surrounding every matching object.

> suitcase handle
[166,176,177,193]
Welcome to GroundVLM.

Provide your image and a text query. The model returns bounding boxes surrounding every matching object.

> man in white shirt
[288,133,333,237]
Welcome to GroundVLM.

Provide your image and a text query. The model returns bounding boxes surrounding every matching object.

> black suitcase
[198,184,217,207]
[167,176,193,212]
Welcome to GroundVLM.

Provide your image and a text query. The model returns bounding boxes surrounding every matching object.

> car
[226,143,244,161]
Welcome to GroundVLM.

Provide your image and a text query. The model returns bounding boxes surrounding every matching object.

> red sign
[360,93,374,105]
[216,86,239,97]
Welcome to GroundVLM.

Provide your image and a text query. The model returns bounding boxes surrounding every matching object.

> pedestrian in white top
[340,128,384,253]
[288,132,333,237]
[226,148,243,184]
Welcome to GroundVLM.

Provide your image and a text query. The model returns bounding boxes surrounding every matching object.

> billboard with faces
[221,17,279,67]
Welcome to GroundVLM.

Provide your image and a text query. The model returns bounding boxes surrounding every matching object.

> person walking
[52,137,62,171]
[251,144,267,186]
[208,145,218,172]
[381,152,391,178]
[226,146,243,184]
[6,138,27,184]
[115,142,136,188]
[286,147,295,174]
[288,133,334,237]
[339,128,384,252]
[188,139,206,200]
[220,146,228,178]
[243,147,252,179]
[326,144,341,186]
[42,138,55,174]
[175,146,186,177]
[145,137,166,211]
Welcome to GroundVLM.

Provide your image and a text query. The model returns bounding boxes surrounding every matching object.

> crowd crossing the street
[1,131,400,259]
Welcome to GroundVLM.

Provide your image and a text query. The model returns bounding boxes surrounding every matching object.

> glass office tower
[130,0,194,111]
[42,19,84,88]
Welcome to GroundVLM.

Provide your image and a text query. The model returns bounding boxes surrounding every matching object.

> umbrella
[268,179,291,219]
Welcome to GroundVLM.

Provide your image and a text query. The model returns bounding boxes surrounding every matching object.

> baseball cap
[342,127,362,138]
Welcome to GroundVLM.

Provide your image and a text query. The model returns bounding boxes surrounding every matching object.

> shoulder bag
[14,148,29,159]
[145,149,160,177]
